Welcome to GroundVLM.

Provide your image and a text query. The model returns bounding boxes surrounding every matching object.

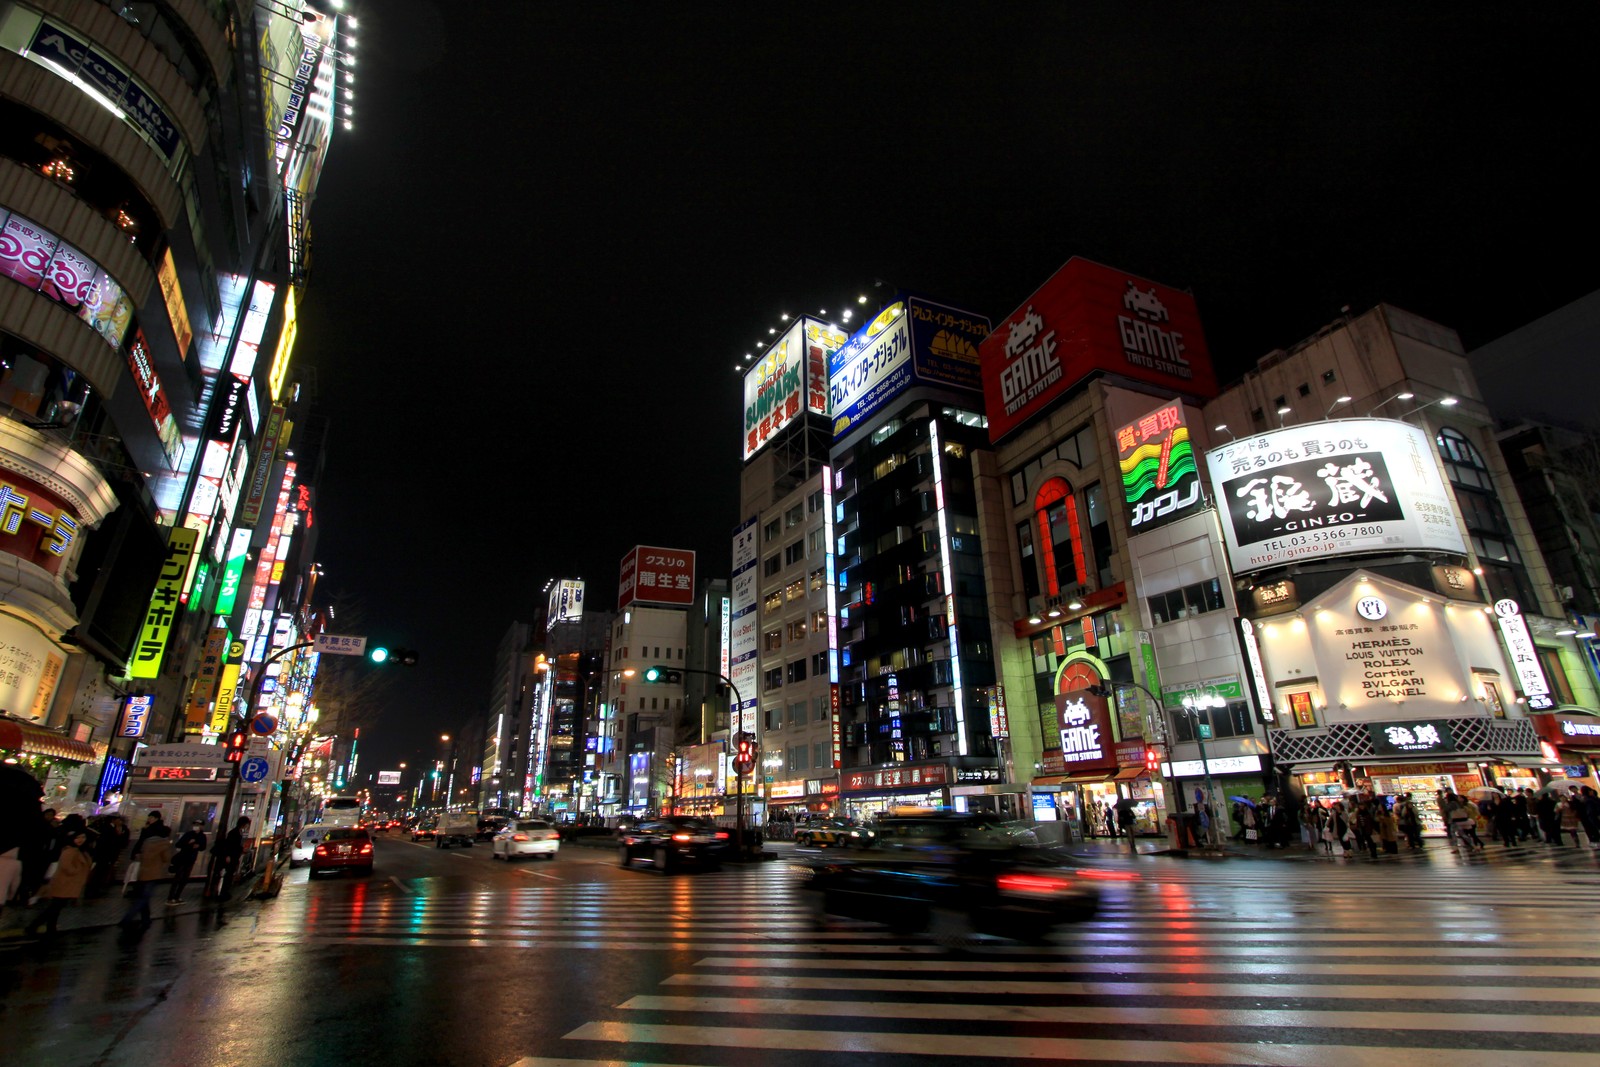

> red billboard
[618,545,696,609]
[980,258,1217,442]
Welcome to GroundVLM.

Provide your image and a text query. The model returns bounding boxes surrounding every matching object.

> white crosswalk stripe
[268,855,1600,1063]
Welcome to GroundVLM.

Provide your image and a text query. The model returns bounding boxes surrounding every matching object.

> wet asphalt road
[3,833,1600,1067]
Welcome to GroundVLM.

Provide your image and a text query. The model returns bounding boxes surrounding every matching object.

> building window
[1436,427,1535,607]
[809,567,825,592]
[808,488,824,513]
[1322,369,1337,384]
[786,660,808,684]
[788,744,807,773]
[808,527,825,555]
[1297,383,1311,397]
[763,668,783,692]
[786,620,807,642]
[763,554,781,577]
[765,705,783,730]
[1016,520,1040,601]
[785,541,805,566]
[785,578,805,601]
[1084,482,1113,588]
[764,518,781,542]
[811,651,828,675]
[1539,648,1576,705]
[786,503,804,528]
[813,610,827,632]
[764,629,782,652]
[788,701,805,727]
[1031,477,1084,597]
[1147,578,1226,625]
[1169,701,1254,742]
[763,591,783,614]
[813,742,826,768]
[814,695,830,722]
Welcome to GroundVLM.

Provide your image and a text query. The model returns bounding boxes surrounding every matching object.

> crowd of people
[1,805,254,942]
[1298,784,1600,858]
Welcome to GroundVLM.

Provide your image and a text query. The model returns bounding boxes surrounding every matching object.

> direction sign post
[313,633,368,656]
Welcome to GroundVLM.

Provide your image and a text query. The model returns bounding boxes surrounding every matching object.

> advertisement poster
[1116,400,1202,533]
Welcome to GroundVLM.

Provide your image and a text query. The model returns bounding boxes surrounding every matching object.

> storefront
[839,761,954,820]
[1161,752,1268,835]
[1531,710,1600,778]
[0,719,99,810]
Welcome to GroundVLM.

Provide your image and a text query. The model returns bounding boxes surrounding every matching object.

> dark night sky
[294,2,1599,775]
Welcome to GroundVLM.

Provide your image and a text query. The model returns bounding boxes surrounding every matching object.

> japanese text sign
[129,526,198,679]
[618,545,696,609]
[1115,400,1202,533]
[743,318,846,461]
[118,694,153,738]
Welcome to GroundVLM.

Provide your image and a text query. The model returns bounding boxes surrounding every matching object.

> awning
[0,721,97,763]
[1285,760,1344,776]
[1497,755,1563,769]
[1034,766,1146,786]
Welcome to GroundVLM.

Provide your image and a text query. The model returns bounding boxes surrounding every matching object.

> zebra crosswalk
[265,854,1600,1064]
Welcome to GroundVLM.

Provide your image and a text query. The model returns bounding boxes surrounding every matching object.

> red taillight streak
[314,846,328,855]
[359,843,372,854]
[1075,868,1140,881]
[512,834,529,842]
[715,832,729,840]
[671,833,692,842]
[997,873,1073,894]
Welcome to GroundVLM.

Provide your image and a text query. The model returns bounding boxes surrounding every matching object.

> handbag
[122,859,140,895]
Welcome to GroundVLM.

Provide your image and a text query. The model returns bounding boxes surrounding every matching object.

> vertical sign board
[185,626,231,732]
[1054,689,1119,773]
[728,518,760,737]
[118,694,154,738]
[1116,400,1203,533]
[618,546,696,608]
[1238,618,1277,724]
[1493,599,1554,710]
[129,526,199,679]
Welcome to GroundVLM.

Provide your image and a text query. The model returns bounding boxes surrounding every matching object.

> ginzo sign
[1054,688,1118,772]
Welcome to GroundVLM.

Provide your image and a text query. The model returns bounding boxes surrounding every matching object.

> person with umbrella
[1114,796,1138,850]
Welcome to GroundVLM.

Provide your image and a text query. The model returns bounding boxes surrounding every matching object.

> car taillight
[997,872,1075,895]
[672,833,692,842]
[512,834,529,842]
[715,831,729,840]
[314,845,328,856]
[543,831,559,840]
[359,843,372,854]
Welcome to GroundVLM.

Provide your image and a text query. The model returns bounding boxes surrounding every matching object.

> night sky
[294,2,1599,776]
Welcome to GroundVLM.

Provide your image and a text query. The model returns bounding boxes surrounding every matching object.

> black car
[795,811,1104,941]
[618,816,731,873]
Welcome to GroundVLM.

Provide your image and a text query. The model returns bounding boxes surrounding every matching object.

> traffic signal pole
[639,664,750,855]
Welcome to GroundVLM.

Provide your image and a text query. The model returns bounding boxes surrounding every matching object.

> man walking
[168,820,208,905]
[213,817,250,902]
[120,826,171,928]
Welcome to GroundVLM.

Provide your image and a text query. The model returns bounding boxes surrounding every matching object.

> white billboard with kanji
[1205,418,1466,576]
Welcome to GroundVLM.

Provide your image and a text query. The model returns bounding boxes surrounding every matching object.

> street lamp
[1396,395,1458,420]
[1366,390,1414,416]
[1324,395,1353,417]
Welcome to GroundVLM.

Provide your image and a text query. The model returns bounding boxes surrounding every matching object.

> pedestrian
[1515,789,1537,842]
[1396,795,1424,850]
[19,807,59,903]
[1560,789,1584,847]
[1536,790,1564,845]
[1376,804,1400,854]
[89,815,130,894]
[1492,793,1519,847]
[168,820,208,905]
[1581,787,1600,848]
[120,826,171,927]
[1354,802,1379,859]
[213,817,250,902]
[1446,794,1483,850]
[24,826,92,939]
[1116,801,1137,849]
[131,810,167,858]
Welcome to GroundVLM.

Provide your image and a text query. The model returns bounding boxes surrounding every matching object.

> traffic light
[642,665,683,684]
[732,735,756,776]
[225,731,248,763]
[1144,746,1161,774]
[369,646,419,666]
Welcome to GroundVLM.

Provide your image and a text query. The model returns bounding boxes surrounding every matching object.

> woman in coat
[24,827,92,938]
[119,828,171,927]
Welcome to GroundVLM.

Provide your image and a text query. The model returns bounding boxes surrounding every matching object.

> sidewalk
[1,880,261,941]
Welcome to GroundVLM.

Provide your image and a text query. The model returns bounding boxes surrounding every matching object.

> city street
[3,836,1599,1066]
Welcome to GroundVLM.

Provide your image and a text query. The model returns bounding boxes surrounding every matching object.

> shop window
[1538,648,1576,705]
[785,578,805,601]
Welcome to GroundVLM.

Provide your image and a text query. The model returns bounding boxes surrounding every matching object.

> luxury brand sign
[1493,599,1554,711]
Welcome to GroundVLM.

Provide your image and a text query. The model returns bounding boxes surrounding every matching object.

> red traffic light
[732,736,756,775]
[225,731,248,763]
[1144,746,1160,774]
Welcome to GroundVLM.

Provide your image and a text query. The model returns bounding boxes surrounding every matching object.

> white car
[491,819,560,861]
[289,826,327,867]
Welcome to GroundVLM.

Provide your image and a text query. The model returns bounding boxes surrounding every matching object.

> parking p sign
[240,756,270,784]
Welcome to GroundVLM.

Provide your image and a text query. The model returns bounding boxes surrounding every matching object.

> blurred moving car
[794,818,874,848]
[491,819,560,861]
[435,811,478,848]
[290,826,327,867]
[475,814,511,842]
[795,811,1105,940]
[310,827,374,878]
[410,820,437,842]
[618,816,730,873]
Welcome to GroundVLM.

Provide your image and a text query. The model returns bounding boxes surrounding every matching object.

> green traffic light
[369,646,390,664]
[644,665,663,682]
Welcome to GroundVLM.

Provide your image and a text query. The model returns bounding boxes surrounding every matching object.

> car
[476,814,511,841]
[491,819,560,861]
[410,821,437,842]
[794,818,874,848]
[310,828,374,878]
[794,811,1107,941]
[618,816,731,873]
[289,826,328,868]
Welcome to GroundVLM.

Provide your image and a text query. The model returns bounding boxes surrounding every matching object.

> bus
[320,795,363,827]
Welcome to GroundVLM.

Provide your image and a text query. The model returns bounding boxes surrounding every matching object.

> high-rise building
[0,2,348,811]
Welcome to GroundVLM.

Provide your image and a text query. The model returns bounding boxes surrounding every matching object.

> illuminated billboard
[981,258,1218,442]
[742,318,847,461]
[618,546,696,609]
[546,579,585,630]
[1115,400,1202,534]
[0,208,133,350]
[829,296,990,439]
[1205,418,1467,576]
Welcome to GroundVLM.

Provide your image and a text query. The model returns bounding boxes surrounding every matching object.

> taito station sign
[981,258,1217,442]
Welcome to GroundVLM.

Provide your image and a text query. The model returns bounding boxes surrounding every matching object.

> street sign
[250,713,278,735]
[240,756,270,783]
[1197,723,1214,740]
[313,633,368,656]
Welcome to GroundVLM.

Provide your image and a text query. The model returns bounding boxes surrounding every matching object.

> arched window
[1435,427,1533,607]
[1032,477,1086,598]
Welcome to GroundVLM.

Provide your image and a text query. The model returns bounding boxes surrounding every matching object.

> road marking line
[661,973,1600,1003]
[387,876,413,894]
[558,1021,1598,1065]
[616,994,1600,1035]
[689,955,1600,978]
